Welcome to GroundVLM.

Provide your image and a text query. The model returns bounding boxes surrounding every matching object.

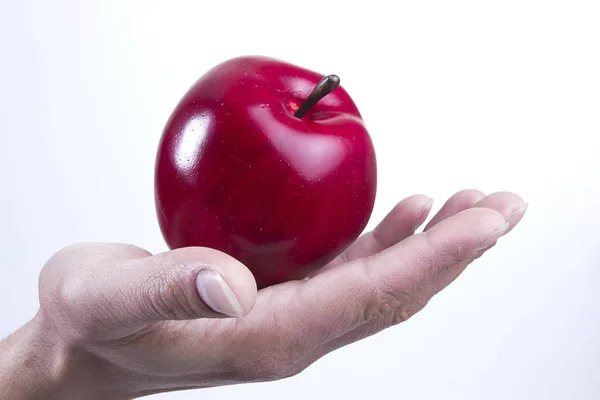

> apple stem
[294,74,340,119]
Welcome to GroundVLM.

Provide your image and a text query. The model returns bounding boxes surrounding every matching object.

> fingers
[118,247,258,321]
[362,195,433,254]
[319,190,486,272]
[289,207,509,347]
[218,191,528,382]
[470,191,528,233]
[45,246,258,336]
[423,189,485,231]
[311,192,528,357]
[319,194,433,272]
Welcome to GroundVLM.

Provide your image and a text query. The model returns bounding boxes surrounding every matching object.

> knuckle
[42,268,101,338]
[143,269,198,320]
[357,259,387,322]
[359,256,430,325]
[364,287,428,325]
[391,292,429,325]
[362,289,401,323]
[359,258,419,324]
[53,269,88,316]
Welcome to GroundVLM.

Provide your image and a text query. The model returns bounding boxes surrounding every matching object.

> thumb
[130,247,257,320]
[81,247,257,326]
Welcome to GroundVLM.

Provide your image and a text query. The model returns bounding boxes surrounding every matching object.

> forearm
[0,313,151,400]
[0,314,63,399]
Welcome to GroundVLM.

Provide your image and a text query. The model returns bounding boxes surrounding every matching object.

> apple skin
[154,56,377,288]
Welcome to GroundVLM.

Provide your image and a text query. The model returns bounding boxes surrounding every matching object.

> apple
[154,56,377,288]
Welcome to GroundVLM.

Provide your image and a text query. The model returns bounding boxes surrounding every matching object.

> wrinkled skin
[0,190,527,400]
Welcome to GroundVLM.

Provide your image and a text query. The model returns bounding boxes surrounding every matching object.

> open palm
[35,190,526,398]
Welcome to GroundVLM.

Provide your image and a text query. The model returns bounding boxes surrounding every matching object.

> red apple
[154,56,377,288]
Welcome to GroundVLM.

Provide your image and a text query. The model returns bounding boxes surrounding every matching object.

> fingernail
[195,269,244,318]
[474,221,510,253]
[502,202,528,234]
[510,203,529,220]
[414,197,434,230]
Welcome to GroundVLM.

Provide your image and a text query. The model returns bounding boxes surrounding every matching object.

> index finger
[289,207,509,346]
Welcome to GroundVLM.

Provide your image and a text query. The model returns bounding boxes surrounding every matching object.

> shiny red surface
[155,56,377,288]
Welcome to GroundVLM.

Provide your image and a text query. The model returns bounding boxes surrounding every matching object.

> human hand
[0,190,527,399]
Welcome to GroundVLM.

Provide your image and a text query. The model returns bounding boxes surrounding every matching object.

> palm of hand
[37,190,527,398]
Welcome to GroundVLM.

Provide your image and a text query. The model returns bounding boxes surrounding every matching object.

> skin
[0,190,527,399]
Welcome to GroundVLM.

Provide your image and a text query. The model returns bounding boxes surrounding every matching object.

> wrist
[0,312,65,399]
[0,311,149,400]
[0,311,115,400]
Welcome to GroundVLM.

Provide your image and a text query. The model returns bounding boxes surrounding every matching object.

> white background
[1,0,599,399]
